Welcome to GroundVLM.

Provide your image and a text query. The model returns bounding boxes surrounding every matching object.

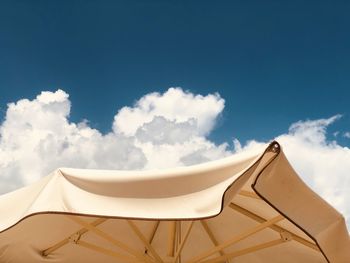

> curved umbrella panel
[0,141,348,262]
[0,196,326,263]
[252,148,350,262]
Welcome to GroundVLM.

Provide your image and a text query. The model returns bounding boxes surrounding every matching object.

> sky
[0,1,350,227]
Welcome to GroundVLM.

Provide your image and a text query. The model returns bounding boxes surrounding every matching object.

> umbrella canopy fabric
[0,141,349,263]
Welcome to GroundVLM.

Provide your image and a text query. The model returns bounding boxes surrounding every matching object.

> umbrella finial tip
[268,141,280,153]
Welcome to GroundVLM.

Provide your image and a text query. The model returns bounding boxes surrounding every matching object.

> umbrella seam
[251,141,330,263]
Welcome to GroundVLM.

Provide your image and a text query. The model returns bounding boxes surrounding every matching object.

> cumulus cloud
[135,116,198,145]
[0,88,230,193]
[0,90,149,193]
[113,87,225,136]
[0,88,349,228]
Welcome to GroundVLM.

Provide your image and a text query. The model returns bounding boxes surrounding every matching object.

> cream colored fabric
[0,141,348,262]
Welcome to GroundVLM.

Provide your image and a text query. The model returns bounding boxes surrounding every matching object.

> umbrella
[0,141,349,262]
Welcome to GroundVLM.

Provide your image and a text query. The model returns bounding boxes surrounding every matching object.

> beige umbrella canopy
[0,141,349,263]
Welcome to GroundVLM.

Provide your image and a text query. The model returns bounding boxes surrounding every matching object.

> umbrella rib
[175,221,182,263]
[148,221,160,244]
[68,216,154,263]
[168,221,177,256]
[173,221,194,263]
[229,203,320,251]
[200,220,225,256]
[127,220,164,263]
[42,217,107,256]
[185,215,284,263]
[199,238,287,263]
[238,190,261,200]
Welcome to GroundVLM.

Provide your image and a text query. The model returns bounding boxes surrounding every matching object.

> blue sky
[0,1,350,227]
[1,0,350,146]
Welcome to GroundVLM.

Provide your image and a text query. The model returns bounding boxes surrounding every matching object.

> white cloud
[0,88,349,229]
[135,116,198,145]
[132,114,231,169]
[113,87,225,136]
[344,132,350,138]
[0,90,146,193]
[0,88,230,193]
[287,114,341,145]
